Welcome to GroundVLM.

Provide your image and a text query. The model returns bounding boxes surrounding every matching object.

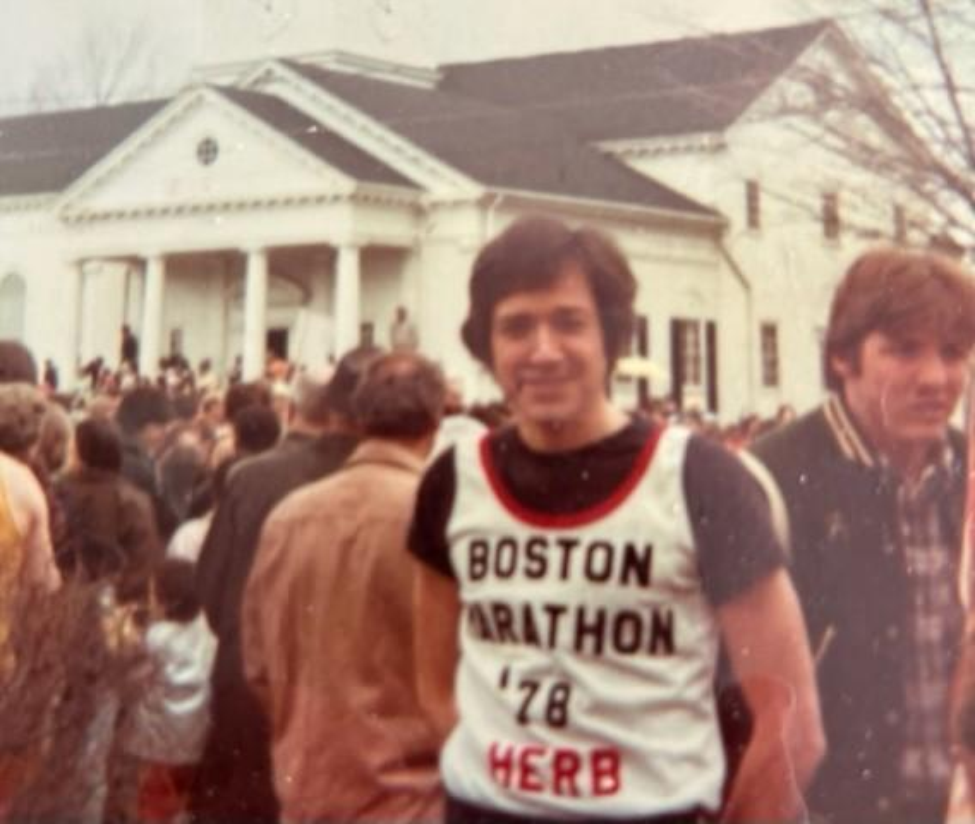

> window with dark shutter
[822,192,840,240]
[760,322,780,387]
[746,180,761,230]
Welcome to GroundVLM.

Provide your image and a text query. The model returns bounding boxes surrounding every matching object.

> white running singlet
[441,425,725,819]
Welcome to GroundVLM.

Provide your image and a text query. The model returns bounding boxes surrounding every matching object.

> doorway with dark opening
[267,328,289,361]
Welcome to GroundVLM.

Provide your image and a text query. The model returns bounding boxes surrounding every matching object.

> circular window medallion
[196,137,219,166]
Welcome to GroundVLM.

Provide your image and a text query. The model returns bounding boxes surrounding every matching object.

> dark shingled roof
[0,89,416,198]
[0,100,165,196]
[0,21,824,210]
[286,62,715,216]
[218,88,417,188]
[440,21,830,141]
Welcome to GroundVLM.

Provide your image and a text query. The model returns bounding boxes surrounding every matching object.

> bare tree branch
[916,0,975,168]
[27,10,166,111]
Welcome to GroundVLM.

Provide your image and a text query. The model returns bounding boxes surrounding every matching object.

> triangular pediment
[59,87,357,221]
[238,59,480,196]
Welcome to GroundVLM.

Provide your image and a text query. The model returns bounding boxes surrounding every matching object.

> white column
[140,253,166,376]
[126,259,145,330]
[333,244,361,356]
[63,261,84,388]
[242,247,269,380]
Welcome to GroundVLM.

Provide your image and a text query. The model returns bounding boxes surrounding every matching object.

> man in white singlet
[409,216,825,824]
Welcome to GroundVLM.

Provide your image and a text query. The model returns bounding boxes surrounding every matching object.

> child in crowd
[120,558,217,823]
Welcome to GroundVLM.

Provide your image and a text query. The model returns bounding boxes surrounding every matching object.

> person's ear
[830,354,854,382]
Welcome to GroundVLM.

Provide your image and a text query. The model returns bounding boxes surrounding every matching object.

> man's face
[489,263,612,444]
[834,330,970,452]
[203,400,224,427]
[139,421,169,457]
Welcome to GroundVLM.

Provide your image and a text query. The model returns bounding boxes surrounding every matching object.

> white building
[0,21,918,418]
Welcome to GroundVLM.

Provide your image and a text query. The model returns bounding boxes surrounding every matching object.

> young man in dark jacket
[752,248,975,824]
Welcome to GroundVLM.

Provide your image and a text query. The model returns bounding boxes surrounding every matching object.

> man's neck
[839,394,943,483]
[373,433,435,460]
[285,418,330,439]
[517,405,628,453]
[882,439,942,484]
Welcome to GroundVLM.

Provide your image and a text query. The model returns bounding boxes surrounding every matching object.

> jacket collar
[282,430,317,446]
[344,439,426,475]
[823,393,877,468]
[824,393,956,478]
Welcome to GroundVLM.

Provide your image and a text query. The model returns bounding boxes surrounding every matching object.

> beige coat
[242,440,442,823]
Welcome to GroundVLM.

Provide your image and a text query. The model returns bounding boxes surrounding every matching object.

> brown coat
[242,440,442,823]
[57,468,161,579]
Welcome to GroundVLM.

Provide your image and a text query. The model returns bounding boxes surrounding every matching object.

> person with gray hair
[37,403,71,478]
[0,384,48,463]
[192,347,374,823]
[350,350,446,439]
[242,351,446,823]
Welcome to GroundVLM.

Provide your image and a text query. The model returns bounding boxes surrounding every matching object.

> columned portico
[243,247,269,380]
[333,244,361,356]
[140,253,166,376]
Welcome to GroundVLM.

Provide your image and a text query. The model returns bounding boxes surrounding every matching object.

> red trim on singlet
[478,425,665,529]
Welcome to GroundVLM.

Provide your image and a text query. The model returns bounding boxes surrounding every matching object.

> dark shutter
[636,315,650,407]
[670,319,683,410]
[706,321,718,414]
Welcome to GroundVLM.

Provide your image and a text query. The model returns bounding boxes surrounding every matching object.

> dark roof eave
[478,187,726,231]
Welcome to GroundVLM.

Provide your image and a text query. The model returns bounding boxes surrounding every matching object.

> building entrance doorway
[267,328,289,360]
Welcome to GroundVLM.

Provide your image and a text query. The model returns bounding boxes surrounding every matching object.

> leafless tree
[0,581,147,821]
[782,0,974,248]
[27,10,171,112]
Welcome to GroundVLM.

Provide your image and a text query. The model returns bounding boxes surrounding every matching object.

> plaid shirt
[825,395,964,807]
[896,456,964,804]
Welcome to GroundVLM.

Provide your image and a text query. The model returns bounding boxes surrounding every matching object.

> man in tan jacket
[242,351,446,823]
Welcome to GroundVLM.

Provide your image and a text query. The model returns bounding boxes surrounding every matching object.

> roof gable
[58,87,414,221]
[290,63,715,216]
[440,21,830,141]
[219,88,415,188]
[275,59,483,194]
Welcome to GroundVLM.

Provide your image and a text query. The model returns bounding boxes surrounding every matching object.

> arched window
[0,273,26,340]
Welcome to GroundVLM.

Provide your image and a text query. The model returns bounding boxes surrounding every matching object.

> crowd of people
[0,214,974,824]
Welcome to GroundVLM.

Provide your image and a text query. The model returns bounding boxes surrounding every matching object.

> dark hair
[232,404,281,454]
[65,535,127,582]
[75,417,124,472]
[0,341,38,385]
[352,352,446,438]
[461,215,637,370]
[291,369,333,426]
[115,387,173,435]
[326,346,384,423]
[223,381,272,423]
[825,247,975,389]
[172,393,197,421]
[153,558,200,623]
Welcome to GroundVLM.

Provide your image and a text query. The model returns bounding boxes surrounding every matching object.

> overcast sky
[0,0,839,115]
